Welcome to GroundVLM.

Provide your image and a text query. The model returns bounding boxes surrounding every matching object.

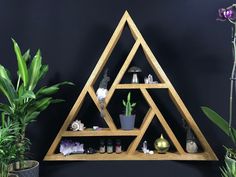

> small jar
[115,139,122,154]
[107,139,113,154]
[99,140,105,154]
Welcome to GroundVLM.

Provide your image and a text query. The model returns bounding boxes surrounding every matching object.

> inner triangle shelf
[44,11,218,161]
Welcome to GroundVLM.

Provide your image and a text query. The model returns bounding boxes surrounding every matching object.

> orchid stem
[229,24,236,129]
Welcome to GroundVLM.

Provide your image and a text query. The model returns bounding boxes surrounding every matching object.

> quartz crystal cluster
[60,140,85,155]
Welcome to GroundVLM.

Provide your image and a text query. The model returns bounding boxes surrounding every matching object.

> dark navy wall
[0,0,233,177]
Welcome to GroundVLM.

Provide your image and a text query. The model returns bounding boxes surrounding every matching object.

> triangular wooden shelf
[44,11,217,161]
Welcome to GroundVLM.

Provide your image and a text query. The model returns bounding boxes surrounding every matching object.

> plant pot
[119,114,135,130]
[9,160,39,177]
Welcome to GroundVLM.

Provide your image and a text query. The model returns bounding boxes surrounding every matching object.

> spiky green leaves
[12,39,29,88]
[28,50,42,91]
[0,39,74,164]
[122,92,136,116]
[0,65,17,106]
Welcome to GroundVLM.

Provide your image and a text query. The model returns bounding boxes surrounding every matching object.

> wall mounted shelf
[44,11,217,161]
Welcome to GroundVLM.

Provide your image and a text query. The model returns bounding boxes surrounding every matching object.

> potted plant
[0,39,73,177]
[119,92,136,130]
[202,3,236,176]
[201,107,236,176]
[0,118,19,177]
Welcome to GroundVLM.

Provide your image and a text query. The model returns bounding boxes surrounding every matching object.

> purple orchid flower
[218,5,236,21]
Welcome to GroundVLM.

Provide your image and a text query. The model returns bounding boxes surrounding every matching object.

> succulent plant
[122,92,136,116]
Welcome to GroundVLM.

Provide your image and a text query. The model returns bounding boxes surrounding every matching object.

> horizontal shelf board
[44,151,216,161]
[116,83,168,89]
[62,128,140,137]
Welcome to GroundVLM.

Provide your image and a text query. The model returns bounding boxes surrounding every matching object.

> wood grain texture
[140,88,185,154]
[44,10,217,161]
[116,83,168,89]
[105,39,140,104]
[44,151,215,161]
[62,128,140,137]
[127,108,155,154]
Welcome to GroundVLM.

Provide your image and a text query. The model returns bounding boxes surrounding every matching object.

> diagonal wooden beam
[45,86,89,156]
[88,11,128,86]
[105,40,140,104]
[88,86,117,130]
[127,108,155,154]
[168,87,218,159]
[140,88,185,154]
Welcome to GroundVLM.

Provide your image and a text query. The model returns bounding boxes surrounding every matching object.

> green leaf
[0,103,12,114]
[36,86,59,96]
[36,81,74,96]
[28,50,42,90]
[0,65,11,81]
[0,77,17,105]
[28,97,52,113]
[15,90,36,103]
[131,103,136,107]
[25,111,40,124]
[122,100,126,106]
[38,64,48,81]
[201,106,230,136]
[18,84,24,97]
[51,99,64,104]
[12,39,29,87]
[23,49,31,62]
[127,92,131,101]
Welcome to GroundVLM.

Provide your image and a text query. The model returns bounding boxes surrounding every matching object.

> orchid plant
[201,4,236,177]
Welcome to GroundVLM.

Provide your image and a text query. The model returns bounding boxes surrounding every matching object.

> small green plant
[122,92,136,116]
[0,119,19,177]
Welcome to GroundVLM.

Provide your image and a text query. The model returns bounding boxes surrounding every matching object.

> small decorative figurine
[182,119,198,153]
[154,134,170,153]
[60,140,84,155]
[144,74,158,84]
[141,140,154,154]
[128,66,142,83]
[71,120,85,131]
[142,140,148,153]
[186,139,198,153]
[96,69,110,118]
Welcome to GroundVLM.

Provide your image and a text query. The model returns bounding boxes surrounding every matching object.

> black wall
[0,0,234,177]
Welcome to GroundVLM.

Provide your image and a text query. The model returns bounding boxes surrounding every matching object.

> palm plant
[0,39,73,169]
[0,119,20,177]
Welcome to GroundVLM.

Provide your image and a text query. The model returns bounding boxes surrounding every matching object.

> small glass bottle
[99,139,105,154]
[107,139,113,154]
[115,139,122,154]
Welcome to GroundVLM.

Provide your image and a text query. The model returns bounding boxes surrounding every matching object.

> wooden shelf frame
[44,11,217,161]
[44,151,214,161]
